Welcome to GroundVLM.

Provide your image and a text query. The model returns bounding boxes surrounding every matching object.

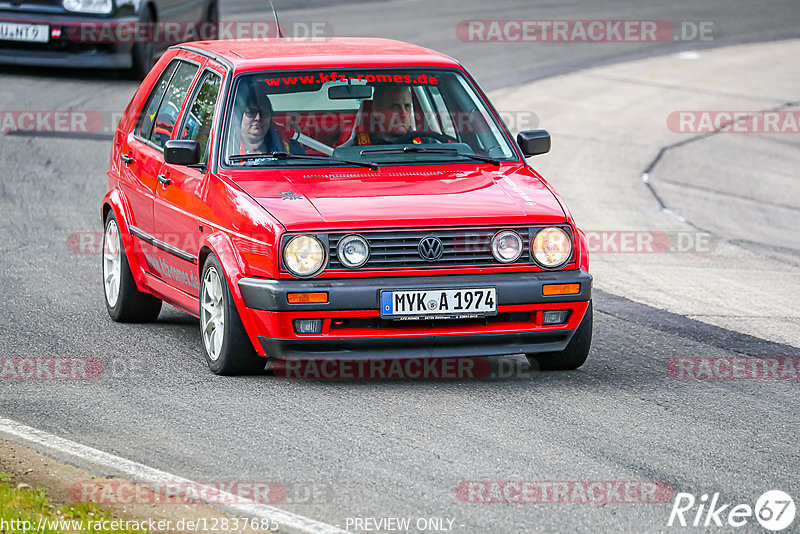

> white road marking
[677,51,701,60]
[661,207,687,223]
[0,417,347,534]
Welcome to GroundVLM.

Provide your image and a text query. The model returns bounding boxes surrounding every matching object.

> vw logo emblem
[418,236,444,261]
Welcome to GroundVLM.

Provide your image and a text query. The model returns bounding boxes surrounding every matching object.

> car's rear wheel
[102,213,162,322]
[200,254,266,375]
[526,302,592,371]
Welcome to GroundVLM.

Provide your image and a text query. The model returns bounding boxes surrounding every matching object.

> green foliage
[0,473,147,533]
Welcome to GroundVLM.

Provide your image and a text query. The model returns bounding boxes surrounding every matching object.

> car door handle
[120,154,133,164]
[157,174,171,186]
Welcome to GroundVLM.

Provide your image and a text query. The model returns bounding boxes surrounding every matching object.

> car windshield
[222,69,518,167]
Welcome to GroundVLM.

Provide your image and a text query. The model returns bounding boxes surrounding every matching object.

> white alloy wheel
[201,267,226,361]
[102,220,122,308]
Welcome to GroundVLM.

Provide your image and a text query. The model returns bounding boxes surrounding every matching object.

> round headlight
[337,235,369,268]
[491,230,523,263]
[63,0,113,14]
[283,235,326,277]
[531,227,572,268]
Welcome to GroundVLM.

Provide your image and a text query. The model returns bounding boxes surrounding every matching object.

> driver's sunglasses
[244,107,270,118]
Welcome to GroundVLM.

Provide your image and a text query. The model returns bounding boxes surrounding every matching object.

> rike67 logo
[668,490,795,531]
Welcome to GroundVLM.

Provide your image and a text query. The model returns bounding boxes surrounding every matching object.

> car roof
[178,38,463,72]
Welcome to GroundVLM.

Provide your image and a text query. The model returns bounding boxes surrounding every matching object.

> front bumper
[239,269,592,360]
[0,11,135,68]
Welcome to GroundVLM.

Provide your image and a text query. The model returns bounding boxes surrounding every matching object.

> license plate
[381,288,497,320]
[0,23,49,43]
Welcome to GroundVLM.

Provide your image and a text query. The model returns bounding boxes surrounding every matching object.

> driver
[357,85,423,145]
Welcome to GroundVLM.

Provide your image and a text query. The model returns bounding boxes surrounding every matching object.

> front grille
[328,227,544,270]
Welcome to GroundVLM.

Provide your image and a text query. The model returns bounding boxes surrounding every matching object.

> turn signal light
[287,292,328,304]
[542,283,580,296]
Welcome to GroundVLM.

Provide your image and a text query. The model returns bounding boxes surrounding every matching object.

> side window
[426,86,457,138]
[148,61,199,148]
[136,60,178,140]
[180,70,222,163]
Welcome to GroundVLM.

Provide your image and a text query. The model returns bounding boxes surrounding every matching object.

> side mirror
[164,139,201,165]
[517,130,551,157]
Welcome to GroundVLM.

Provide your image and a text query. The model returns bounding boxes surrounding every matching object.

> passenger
[230,84,302,161]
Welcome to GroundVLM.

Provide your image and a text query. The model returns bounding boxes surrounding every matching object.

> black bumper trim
[260,330,575,360]
[239,270,592,312]
[0,48,131,68]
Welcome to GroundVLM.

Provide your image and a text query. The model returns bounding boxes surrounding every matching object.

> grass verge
[0,472,147,533]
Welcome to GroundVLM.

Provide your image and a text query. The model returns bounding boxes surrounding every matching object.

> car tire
[102,213,162,323]
[200,254,266,375]
[526,302,592,371]
[123,6,156,80]
[204,2,219,39]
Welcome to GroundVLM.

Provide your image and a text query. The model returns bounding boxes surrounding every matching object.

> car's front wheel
[526,302,592,371]
[200,254,266,375]
[102,213,162,322]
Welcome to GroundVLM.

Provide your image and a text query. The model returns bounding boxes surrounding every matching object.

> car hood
[231,164,567,231]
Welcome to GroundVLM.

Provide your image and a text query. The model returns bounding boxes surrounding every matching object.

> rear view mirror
[164,140,201,165]
[328,84,373,100]
[517,130,551,156]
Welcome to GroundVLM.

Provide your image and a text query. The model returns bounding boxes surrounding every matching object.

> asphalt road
[1,1,799,533]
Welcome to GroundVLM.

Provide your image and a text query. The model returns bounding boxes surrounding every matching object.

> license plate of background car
[380,288,497,320]
[0,23,49,43]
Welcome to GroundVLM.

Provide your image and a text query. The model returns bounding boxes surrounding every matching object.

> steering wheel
[395,130,455,144]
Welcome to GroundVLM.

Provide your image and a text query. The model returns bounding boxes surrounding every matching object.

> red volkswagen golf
[101,38,593,375]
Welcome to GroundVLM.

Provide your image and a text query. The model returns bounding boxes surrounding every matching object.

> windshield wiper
[228,151,379,171]
[360,146,501,165]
